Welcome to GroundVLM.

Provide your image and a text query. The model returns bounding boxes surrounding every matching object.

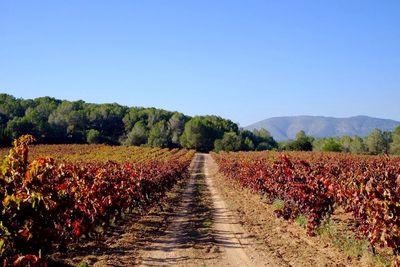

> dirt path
[206,155,372,267]
[203,154,278,267]
[136,154,218,266]
[136,153,271,266]
[56,153,363,266]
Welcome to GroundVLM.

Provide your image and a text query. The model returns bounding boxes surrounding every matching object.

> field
[0,144,191,164]
[0,136,195,266]
[1,136,400,266]
[212,150,400,264]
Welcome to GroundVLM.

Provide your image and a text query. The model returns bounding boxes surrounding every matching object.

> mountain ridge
[245,115,400,141]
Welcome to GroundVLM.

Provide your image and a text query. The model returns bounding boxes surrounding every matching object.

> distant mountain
[245,115,400,141]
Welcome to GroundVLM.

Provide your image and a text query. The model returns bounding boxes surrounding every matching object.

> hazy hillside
[246,115,400,141]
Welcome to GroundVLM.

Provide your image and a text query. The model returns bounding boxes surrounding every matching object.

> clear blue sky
[1,1,399,126]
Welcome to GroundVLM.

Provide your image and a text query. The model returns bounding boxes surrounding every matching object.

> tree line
[1,94,399,154]
[0,94,277,152]
[279,128,400,155]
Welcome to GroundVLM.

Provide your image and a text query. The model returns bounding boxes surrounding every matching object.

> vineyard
[0,144,191,164]
[212,151,400,260]
[2,135,400,266]
[0,135,195,266]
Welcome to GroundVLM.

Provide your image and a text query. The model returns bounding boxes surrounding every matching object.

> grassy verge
[316,219,393,267]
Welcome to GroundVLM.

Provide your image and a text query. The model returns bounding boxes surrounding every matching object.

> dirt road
[136,153,271,266]
[55,154,375,266]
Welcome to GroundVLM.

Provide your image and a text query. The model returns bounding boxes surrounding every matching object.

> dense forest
[0,94,277,152]
[1,94,399,154]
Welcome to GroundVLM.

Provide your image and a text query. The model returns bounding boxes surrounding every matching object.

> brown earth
[49,160,193,266]
[205,154,384,267]
[136,153,271,266]
[53,153,384,266]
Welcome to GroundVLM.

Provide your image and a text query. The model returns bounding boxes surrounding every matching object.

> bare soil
[136,153,273,266]
[49,160,192,266]
[205,154,383,267]
[135,153,220,266]
[52,153,384,266]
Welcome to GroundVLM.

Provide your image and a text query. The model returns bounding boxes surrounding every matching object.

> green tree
[146,108,170,128]
[180,116,237,152]
[285,130,313,151]
[1,94,264,151]
[214,132,241,152]
[382,130,392,154]
[242,137,255,151]
[122,107,144,131]
[0,94,26,123]
[256,142,275,151]
[86,129,102,144]
[23,97,60,142]
[295,130,304,139]
[86,103,127,144]
[123,121,148,146]
[168,113,186,147]
[239,130,255,151]
[6,117,36,140]
[180,117,215,152]
[251,128,278,151]
[321,138,342,152]
[339,136,353,152]
[312,138,325,151]
[365,128,386,155]
[349,136,367,154]
[147,121,171,148]
[390,126,400,154]
[48,101,87,143]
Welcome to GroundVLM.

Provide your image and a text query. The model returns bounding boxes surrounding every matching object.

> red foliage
[212,151,400,254]
[0,135,194,265]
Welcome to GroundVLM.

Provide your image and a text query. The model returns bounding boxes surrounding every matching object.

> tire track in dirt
[137,153,278,266]
[55,153,371,266]
[206,154,363,267]
[204,154,283,267]
[136,154,220,266]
